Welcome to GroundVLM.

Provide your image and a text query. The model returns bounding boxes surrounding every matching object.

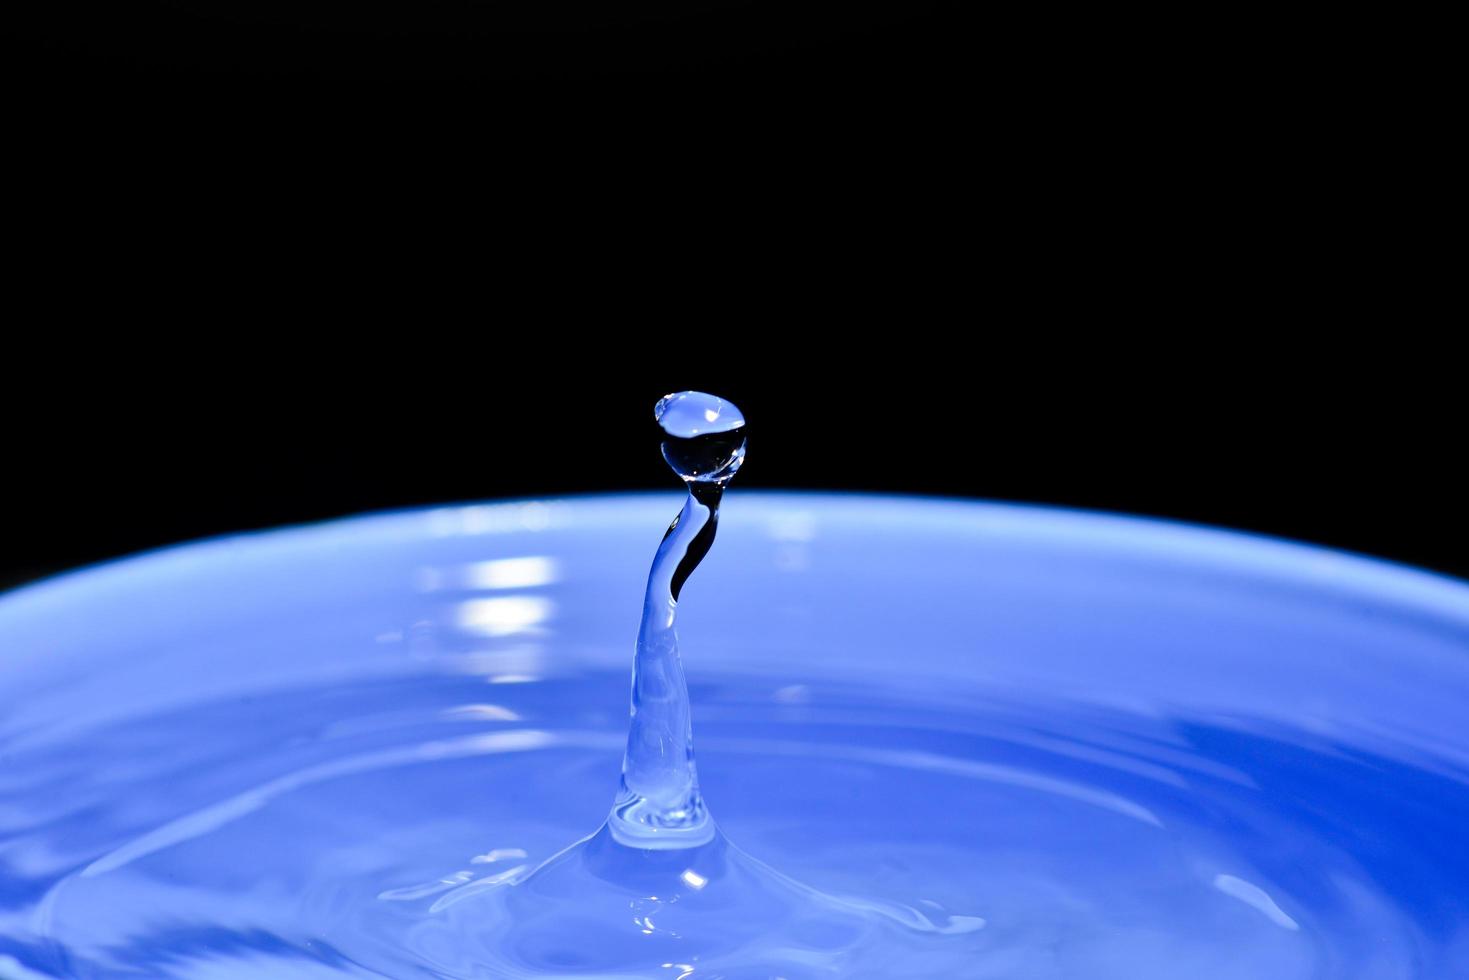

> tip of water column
[655,391,747,485]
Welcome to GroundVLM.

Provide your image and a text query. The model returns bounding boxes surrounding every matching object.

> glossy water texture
[2,496,1468,978]
[390,390,984,973]
[610,389,745,847]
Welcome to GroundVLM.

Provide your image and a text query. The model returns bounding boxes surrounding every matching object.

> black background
[9,3,1461,588]
[4,362,1464,590]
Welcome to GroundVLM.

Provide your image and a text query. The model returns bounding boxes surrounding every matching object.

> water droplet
[655,390,747,485]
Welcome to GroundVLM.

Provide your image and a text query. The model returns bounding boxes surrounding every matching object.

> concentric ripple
[1,671,1462,979]
[1,494,1466,978]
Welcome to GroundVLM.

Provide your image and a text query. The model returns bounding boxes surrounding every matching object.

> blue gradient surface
[1,494,1466,978]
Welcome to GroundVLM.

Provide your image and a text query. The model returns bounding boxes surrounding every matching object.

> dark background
[16,0,970,113]
[4,364,1464,590]
[9,3,1460,587]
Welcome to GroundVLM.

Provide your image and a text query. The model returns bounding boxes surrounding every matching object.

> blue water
[2,495,1467,978]
[610,388,745,848]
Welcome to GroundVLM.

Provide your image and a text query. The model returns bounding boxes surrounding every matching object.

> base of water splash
[400,821,984,978]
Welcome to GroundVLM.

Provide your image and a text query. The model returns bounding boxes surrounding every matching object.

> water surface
[1,495,1466,978]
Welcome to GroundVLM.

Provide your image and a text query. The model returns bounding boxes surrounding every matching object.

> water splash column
[608,392,746,849]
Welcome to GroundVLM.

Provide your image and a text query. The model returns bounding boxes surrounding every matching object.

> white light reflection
[466,556,557,590]
[427,502,559,537]
[457,596,553,637]
[427,864,531,913]
[420,556,559,592]
[470,848,528,864]
[679,869,708,890]
[1213,874,1300,930]
[442,704,522,722]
